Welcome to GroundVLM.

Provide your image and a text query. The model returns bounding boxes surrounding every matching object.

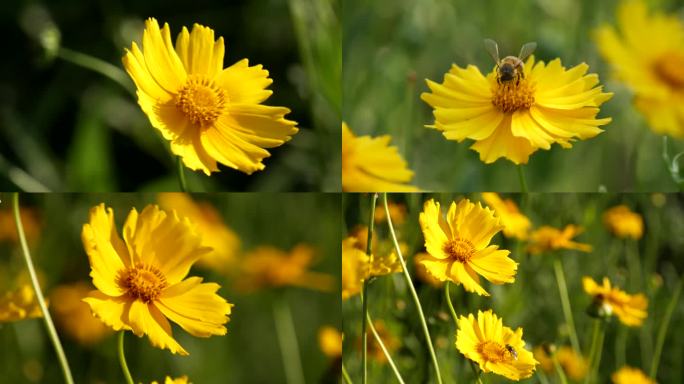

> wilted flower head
[527,225,592,254]
[583,276,648,327]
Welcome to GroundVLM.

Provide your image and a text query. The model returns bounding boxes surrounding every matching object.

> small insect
[484,39,537,85]
[505,344,518,360]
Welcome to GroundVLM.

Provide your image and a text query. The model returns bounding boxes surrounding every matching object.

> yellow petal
[142,18,187,93]
[176,23,225,77]
[82,291,132,331]
[216,59,274,104]
[128,300,188,355]
[122,43,173,102]
[468,247,517,284]
[222,105,298,148]
[158,281,232,337]
[470,115,537,164]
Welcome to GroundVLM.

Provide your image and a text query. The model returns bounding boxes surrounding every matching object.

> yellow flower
[318,326,342,358]
[418,199,516,296]
[151,376,191,384]
[0,285,42,323]
[340,236,403,300]
[157,193,240,272]
[123,18,298,175]
[235,244,334,292]
[481,193,531,240]
[0,207,41,245]
[421,56,612,164]
[527,225,592,255]
[583,276,648,326]
[374,201,408,225]
[414,252,443,288]
[612,366,655,384]
[82,204,233,355]
[456,310,537,380]
[342,122,419,192]
[603,205,644,240]
[533,345,588,381]
[595,0,684,138]
[50,282,111,346]
[349,226,404,277]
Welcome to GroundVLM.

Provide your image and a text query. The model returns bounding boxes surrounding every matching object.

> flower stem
[361,193,378,384]
[366,312,406,384]
[342,363,353,384]
[551,352,568,384]
[118,331,134,384]
[383,193,443,384]
[584,320,605,384]
[444,281,458,326]
[12,193,74,384]
[536,367,551,384]
[650,276,683,379]
[273,297,305,384]
[468,360,484,384]
[615,326,627,369]
[517,164,528,193]
[176,156,189,192]
[553,258,581,355]
[57,47,135,97]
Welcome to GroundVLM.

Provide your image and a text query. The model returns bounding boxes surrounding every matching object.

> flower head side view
[82,203,233,355]
[123,18,298,175]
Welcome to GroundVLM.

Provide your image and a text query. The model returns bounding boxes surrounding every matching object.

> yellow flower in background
[158,193,240,273]
[481,193,531,240]
[456,310,537,380]
[318,326,343,358]
[82,204,233,355]
[123,18,298,175]
[236,244,334,292]
[418,199,517,296]
[374,201,408,225]
[0,207,40,245]
[0,285,42,323]
[356,320,400,363]
[595,0,684,138]
[341,237,367,300]
[414,252,443,288]
[50,282,111,346]
[612,366,655,384]
[342,122,419,192]
[151,376,191,384]
[533,345,588,381]
[583,276,648,326]
[348,226,404,277]
[527,225,592,254]
[603,205,644,240]
[421,57,612,164]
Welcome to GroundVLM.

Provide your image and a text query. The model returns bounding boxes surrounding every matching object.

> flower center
[477,341,511,363]
[443,238,475,263]
[119,263,167,303]
[653,52,684,89]
[176,75,227,127]
[492,78,535,113]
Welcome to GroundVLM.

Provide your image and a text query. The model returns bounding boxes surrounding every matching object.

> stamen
[443,238,475,263]
[492,79,535,113]
[477,341,511,363]
[653,53,684,89]
[176,74,227,127]
[118,263,168,303]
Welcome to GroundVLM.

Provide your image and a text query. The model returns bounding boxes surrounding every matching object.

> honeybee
[505,344,518,360]
[484,39,537,85]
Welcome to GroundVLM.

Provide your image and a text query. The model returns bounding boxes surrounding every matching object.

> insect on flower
[484,39,537,85]
[505,344,518,360]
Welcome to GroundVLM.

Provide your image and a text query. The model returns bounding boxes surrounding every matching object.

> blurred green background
[0,192,341,383]
[0,0,340,192]
[343,192,684,383]
[343,0,684,192]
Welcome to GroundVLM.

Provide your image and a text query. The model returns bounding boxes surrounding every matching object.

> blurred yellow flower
[341,235,403,300]
[603,205,644,240]
[533,345,588,381]
[50,282,111,346]
[527,225,592,254]
[583,276,648,327]
[414,252,443,288]
[342,122,419,192]
[236,244,334,292]
[374,201,408,225]
[82,204,233,355]
[612,366,655,384]
[0,207,40,245]
[349,226,404,277]
[456,310,537,380]
[418,199,516,296]
[0,285,42,323]
[422,56,612,164]
[318,326,342,358]
[595,0,684,138]
[151,376,190,384]
[481,193,531,240]
[356,320,399,363]
[123,18,298,175]
[158,193,240,273]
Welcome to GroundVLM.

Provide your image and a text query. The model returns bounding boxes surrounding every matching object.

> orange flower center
[443,238,475,263]
[119,263,168,303]
[492,78,535,113]
[477,340,513,363]
[176,74,227,127]
[653,52,684,89]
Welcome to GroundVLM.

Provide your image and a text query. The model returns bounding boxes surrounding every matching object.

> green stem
[615,326,627,370]
[273,297,305,384]
[553,258,581,355]
[584,320,605,384]
[176,156,188,192]
[366,312,405,384]
[12,193,74,384]
[361,193,378,384]
[469,360,484,384]
[444,281,458,326]
[118,331,134,384]
[383,193,443,384]
[650,277,684,378]
[552,352,569,384]
[342,362,353,384]
[57,47,135,97]
[536,367,551,384]
[517,164,528,193]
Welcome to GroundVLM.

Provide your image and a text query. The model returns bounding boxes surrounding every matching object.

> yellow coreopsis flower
[527,225,593,255]
[603,205,644,240]
[418,199,517,296]
[151,376,191,384]
[595,0,684,138]
[318,326,343,358]
[82,204,233,355]
[533,345,588,381]
[157,193,240,272]
[612,366,655,384]
[123,18,298,175]
[342,122,419,192]
[349,226,404,276]
[0,285,42,323]
[583,276,648,326]
[50,282,111,346]
[421,57,612,164]
[456,310,537,380]
[481,193,531,240]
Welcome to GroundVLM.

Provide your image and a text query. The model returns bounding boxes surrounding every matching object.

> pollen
[176,74,227,127]
[443,238,475,263]
[119,263,168,303]
[477,341,510,363]
[653,52,684,89]
[492,78,535,113]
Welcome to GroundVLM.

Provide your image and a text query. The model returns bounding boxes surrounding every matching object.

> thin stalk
[12,193,74,384]
[536,367,551,384]
[366,312,405,384]
[176,156,188,192]
[584,320,605,384]
[57,47,135,97]
[118,332,134,384]
[553,258,582,355]
[342,362,353,384]
[273,297,305,384]
[517,164,528,193]
[650,277,684,378]
[361,193,378,384]
[551,353,569,384]
[444,281,458,325]
[469,360,484,384]
[615,326,627,370]
[383,193,443,384]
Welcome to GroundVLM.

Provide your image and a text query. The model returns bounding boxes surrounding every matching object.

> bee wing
[518,42,537,61]
[484,39,500,63]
